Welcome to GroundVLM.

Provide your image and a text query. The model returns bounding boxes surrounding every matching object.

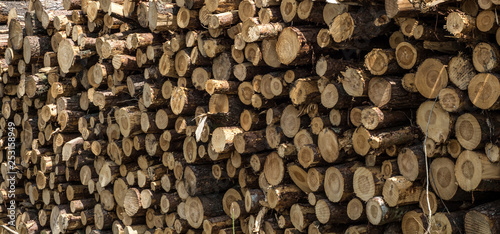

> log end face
[352,127,371,156]
[384,0,400,19]
[438,87,462,112]
[468,73,500,110]
[321,83,340,109]
[360,107,382,130]
[416,101,451,144]
[473,42,499,73]
[329,13,354,43]
[276,27,300,65]
[419,190,437,216]
[280,105,300,138]
[290,204,306,231]
[262,39,282,68]
[455,113,481,150]
[185,196,204,228]
[430,157,457,200]
[455,150,483,191]
[366,197,383,225]
[324,167,343,202]
[264,152,284,186]
[365,49,389,76]
[396,42,417,69]
[233,133,246,154]
[315,56,327,76]
[23,37,32,64]
[397,147,419,182]
[477,10,495,32]
[112,55,123,70]
[485,142,500,162]
[341,67,366,97]
[415,58,449,99]
[170,87,187,115]
[401,211,425,234]
[280,0,298,23]
[353,167,375,201]
[306,168,321,192]
[446,12,467,35]
[347,198,364,221]
[318,128,340,163]
[311,203,327,227]
[183,137,198,163]
[381,178,400,207]
[465,210,493,234]
[57,39,76,73]
[123,188,141,217]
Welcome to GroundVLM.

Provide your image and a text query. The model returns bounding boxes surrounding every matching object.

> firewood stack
[1,0,500,233]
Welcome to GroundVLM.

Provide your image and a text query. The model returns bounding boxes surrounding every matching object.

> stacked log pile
[1,0,500,233]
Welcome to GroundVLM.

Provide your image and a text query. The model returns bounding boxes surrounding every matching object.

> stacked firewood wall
[1,0,500,233]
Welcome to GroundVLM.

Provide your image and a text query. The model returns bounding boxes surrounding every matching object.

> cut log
[438,86,473,113]
[347,198,366,222]
[324,161,362,203]
[185,195,225,229]
[353,167,384,201]
[148,1,178,32]
[382,176,423,207]
[448,54,476,90]
[455,150,500,192]
[397,145,425,182]
[446,11,476,39]
[366,196,417,225]
[416,101,454,144]
[464,200,500,234]
[455,113,500,150]
[23,36,52,64]
[368,76,424,109]
[315,199,350,225]
[361,107,410,130]
[468,73,500,110]
[264,151,286,186]
[329,9,390,43]
[365,49,403,76]
[352,125,418,156]
[276,26,318,65]
[473,42,500,73]
[267,184,303,210]
[430,157,469,201]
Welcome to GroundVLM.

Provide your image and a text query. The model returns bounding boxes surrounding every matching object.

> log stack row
[1,0,500,233]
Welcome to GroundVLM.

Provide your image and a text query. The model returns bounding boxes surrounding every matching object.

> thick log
[352,125,418,156]
[267,184,303,210]
[148,1,178,32]
[468,73,500,110]
[447,53,476,90]
[382,176,423,207]
[455,113,500,150]
[464,200,500,234]
[416,101,454,144]
[185,195,225,229]
[446,11,476,39]
[361,107,409,130]
[438,86,473,113]
[366,196,417,225]
[263,151,289,186]
[352,167,384,202]
[368,76,424,109]
[315,199,350,225]
[23,36,52,64]
[455,150,500,192]
[276,26,318,65]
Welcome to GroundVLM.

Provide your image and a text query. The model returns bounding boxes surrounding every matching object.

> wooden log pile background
[1,0,500,233]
